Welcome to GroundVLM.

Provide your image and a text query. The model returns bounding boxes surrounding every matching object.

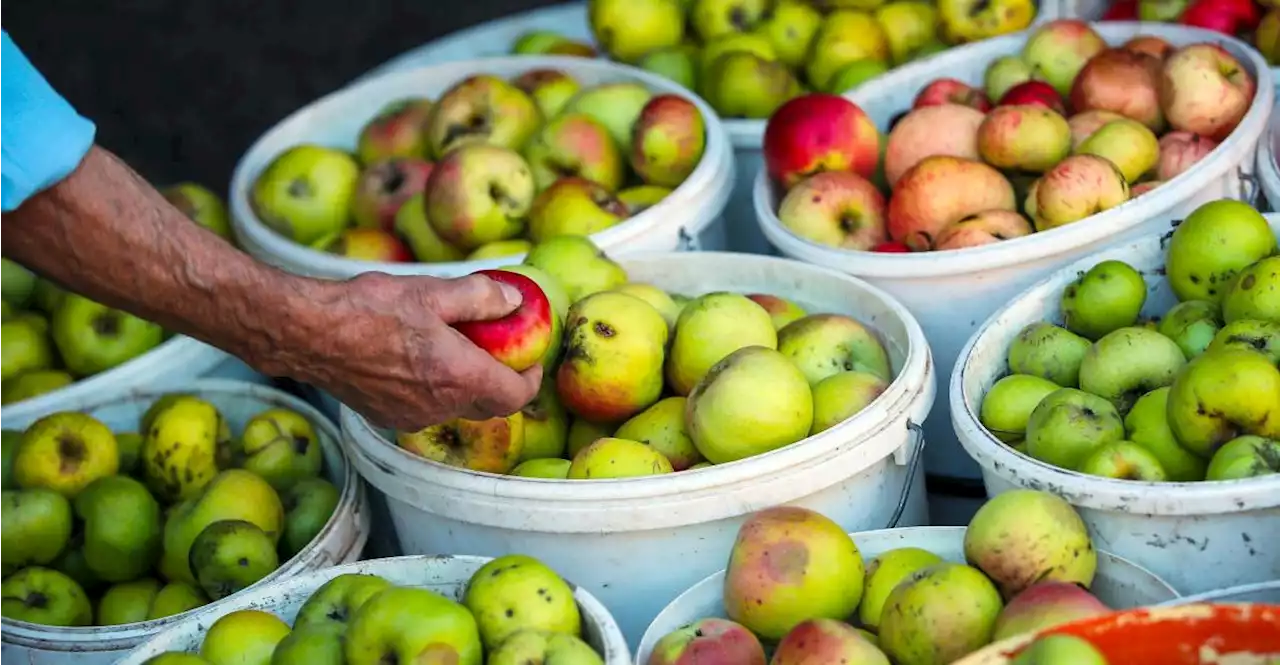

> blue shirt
[2,31,97,212]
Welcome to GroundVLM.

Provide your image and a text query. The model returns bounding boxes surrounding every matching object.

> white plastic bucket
[356,3,1079,258]
[340,251,935,647]
[634,525,1181,664]
[1,336,265,425]
[1259,106,1280,211]
[950,216,1280,596]
[229,56,734,281]
[114,554,629,665]
[754,22,1274,483]
[0,379,371,665]
[1161,580,1280,605]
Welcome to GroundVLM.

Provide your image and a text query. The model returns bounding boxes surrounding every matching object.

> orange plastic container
[954,603,1280,664]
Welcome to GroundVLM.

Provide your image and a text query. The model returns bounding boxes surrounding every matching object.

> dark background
[4,0,567,194]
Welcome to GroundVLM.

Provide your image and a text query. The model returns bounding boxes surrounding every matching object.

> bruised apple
[1070,48,1165,132]
[1033,155,1129,230]
[884,104,985,187]
[888,156,1016,251]
[1157,130,1219,180]
[934,210,1033,250]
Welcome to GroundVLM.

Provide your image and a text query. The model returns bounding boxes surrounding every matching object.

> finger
[458,356,544,421]
[426,273,523,325]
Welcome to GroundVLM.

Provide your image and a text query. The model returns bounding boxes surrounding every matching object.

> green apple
[1019,20,1107,96]
[1,316,55,382]
[1075,119,1159,184]
[147,581,209,619]
[53,542,101,596]
[239,407,323,492]
[270,625,344,665]
[345,587,483,665]
[2,429,20,489]
[638,45,699,90]
[701,51,800,119]
[281,477,341,560]
[612,283,682,332]
[51,294,164,377]
[879,562,1004,665]
[510,458,572,478]
[144,654,216,665]
[75,474,163,582]
[859,547,944,631]
[1060,260,1147,341]
[587,0,685,63]
[426,75,542,159]
[1166,199,1277,303]
[1026,388,1125,470]
[810,370,889,435]
[980,374,1061,444]
[1124,387,1207,482]
[1,258,38,307]
[614,396,703,469]
[522,112,624,192]
[159,469,284,584]
[692,0,770,41]
[698,32,777,84]
[984,55,1034,101]
[162,183,233,241]
[561,83,654,154]
[1139,0,1190,20]
[523,235,628,304]
[1,488,73,574]
[519,379,570,461]
[15,411,119,498]
[1207,319,1280,364]
[512,68,582,120]
[1078,440,1168,481]
[668,292,778,394]
[876,1,939,65]
[251,144,360,245]
[392,193,466,263]
[1205,435,1280,480]
[565,419,615,459]
[806,10,890,92]
[191,520,280,600]
[294,573,393,634]
[356,98,434,165]
[425,145,534,251]
[1167,348,1280,457]
[2,369,75,405]
[488,629,603,665]
[30,278,67,315]
[464,554,581,649]
[97,577,162,625]
[1222,256,1280,324]
[1013,634,1109,664]
[0,566,92,626]
[826,58,890,94]
[1078,327,1186,415]
[200,609,292,665]
[567,437,674,479]
[757,0,823,68]
[527,177,627,242]
[776,313,891,385]
[1006,322,1092,387]
[1158,300,1222,359]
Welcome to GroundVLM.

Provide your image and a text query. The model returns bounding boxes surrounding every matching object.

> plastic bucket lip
[948,215,1280,515]
[0,379,369,652]
[227,55,734,279]
[752,21,1275,279]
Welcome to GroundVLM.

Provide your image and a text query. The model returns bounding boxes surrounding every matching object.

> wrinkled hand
[297,272,543,431]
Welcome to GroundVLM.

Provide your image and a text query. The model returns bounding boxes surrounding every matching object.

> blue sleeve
[2,30,97,212]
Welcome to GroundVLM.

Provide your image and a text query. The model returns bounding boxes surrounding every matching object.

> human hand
[293,271,543,431]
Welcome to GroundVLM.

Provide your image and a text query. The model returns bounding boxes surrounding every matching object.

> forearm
[0,145,335,380]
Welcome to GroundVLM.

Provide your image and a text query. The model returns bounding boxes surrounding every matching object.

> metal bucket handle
[885,420,926,530]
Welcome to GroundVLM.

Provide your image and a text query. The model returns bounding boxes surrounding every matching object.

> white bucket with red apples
[340,251,936,648]
[949,214,1280,596]
[228,55,734,281]
[633,525,1180,664]
[354,2,1077,258]
[114,555,630,665]
[753,22,1274,485]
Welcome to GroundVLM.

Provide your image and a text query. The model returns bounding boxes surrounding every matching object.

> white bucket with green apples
[950,214,1280,596]
[1,380,370,665]
[354,1,1078,259]
[634,525,1180,664]
[340,251,936,647]
[228,55,734,282]
[113,555,630,665]
[753,22,1274,485]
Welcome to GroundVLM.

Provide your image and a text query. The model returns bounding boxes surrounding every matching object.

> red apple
[998,81,1068,116]
[1102,0,1139,20]
[320,228,414,262]
[1160,43,1256,141]
[884,104,985,187]
[1157,130,1219,180]
[913,78,993,112]
[1130,180,1163,197]
[873,241,911,252]
[887,155,1017,251]
[1180,0,1259,34]
[992,581,1112,642]
[772,619,887,664]
[451,269,553,372]
[1067,109,1127,150]
[350,158,435,231]
[646,618,767,665]
[1070,48,1165,132]
[777,171,888,250]
[763,94,881,189]
[1123,35,1175,61]
[934,209,1033,250]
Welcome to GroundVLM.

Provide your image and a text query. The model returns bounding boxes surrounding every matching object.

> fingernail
[499,283,523,308]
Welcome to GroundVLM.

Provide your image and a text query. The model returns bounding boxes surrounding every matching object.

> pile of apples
[140,553,604,665]
[979,199,1280,483]
[1102,0,1279,65]
[1,395,341,628]
[510,0,1042,120]
[393,235,895,479]
[647,489,1118,665]
[1,184,230,407]
[763,19,1257,253]
[249,69,707,264]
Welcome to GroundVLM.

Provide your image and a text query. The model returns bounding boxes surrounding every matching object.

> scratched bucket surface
[0,380,371,665]
[951,217,1280,596]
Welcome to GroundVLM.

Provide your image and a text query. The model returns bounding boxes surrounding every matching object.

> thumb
[429,273,523,324]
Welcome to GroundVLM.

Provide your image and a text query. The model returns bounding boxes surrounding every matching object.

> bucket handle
[885,420,926,530]
[677,227,702,252]
[1237,165,1261,208]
